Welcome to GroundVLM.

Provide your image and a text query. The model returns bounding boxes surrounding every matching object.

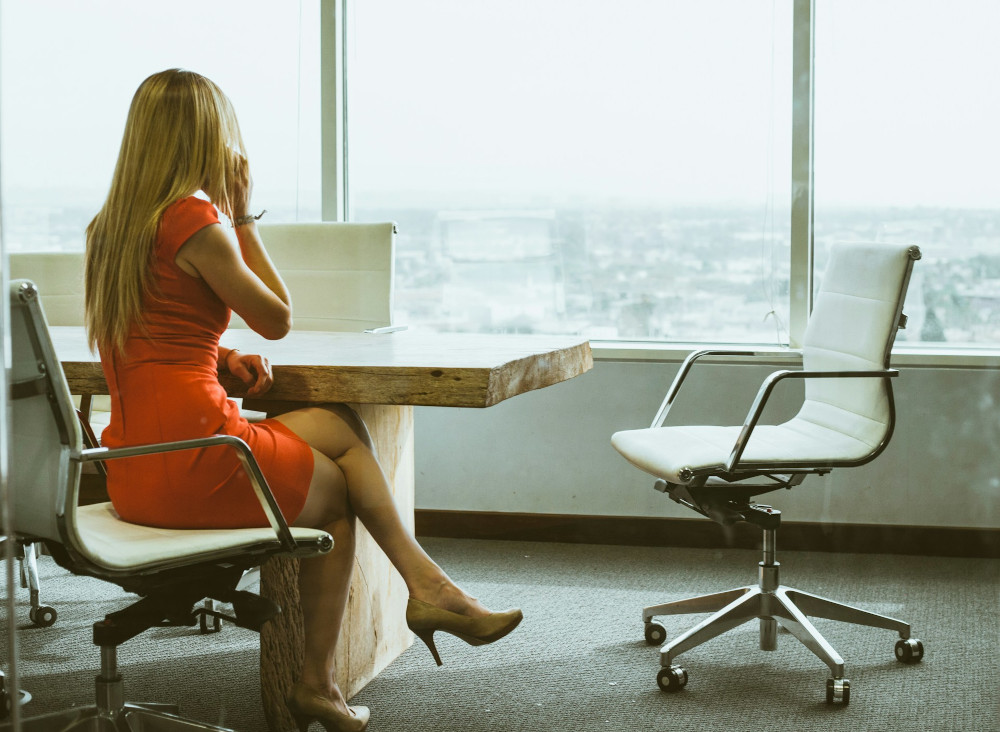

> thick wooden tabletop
[51,327,593,408]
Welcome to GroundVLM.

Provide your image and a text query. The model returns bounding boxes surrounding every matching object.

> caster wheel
[826,677,850,705]
[657,665,688,693]
[895,638,924,664]
[644,622,667,646]
[199,612,221,634]
[0,687,31,719]
[29,605,57,627]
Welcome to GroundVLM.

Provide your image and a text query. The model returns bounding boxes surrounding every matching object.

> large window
[3,1,997,349]
[0,0,321,254]
[814,0,1000,347]
[348,0,793,342]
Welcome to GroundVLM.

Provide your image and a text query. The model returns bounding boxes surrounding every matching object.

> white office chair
[237,221,397,332]
[5,279,333,731]
[6,252,110,626]
[611,242,924,705]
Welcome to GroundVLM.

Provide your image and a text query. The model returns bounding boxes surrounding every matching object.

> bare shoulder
[175,223,240,278]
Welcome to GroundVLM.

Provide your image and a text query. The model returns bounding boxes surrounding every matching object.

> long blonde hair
[85,69,247,354]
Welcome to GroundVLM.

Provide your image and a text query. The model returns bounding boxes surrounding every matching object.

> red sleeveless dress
[99,196,313,529]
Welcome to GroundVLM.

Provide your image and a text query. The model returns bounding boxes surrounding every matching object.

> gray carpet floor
[3,538,998,731]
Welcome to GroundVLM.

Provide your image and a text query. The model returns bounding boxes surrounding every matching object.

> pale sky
[0,0,321,212]
[1,0,997,210]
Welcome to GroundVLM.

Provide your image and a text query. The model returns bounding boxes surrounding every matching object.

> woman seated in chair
[83,68,521,732]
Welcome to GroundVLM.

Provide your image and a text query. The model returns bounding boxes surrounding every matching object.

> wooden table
[53,327,593,731]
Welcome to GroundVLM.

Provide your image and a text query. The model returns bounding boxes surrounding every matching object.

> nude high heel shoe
[285,682,370,732]
[406,597,523,666]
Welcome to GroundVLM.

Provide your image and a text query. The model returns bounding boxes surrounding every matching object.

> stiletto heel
[406,598,523,667]
[285,682,370,732]
[413,629,444,666]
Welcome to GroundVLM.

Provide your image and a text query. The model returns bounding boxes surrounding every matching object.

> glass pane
[349,0,793,342]
[1,0,321,255]
[814,0,1000,347]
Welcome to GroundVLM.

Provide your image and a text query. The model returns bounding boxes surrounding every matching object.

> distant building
[435,210,564,333]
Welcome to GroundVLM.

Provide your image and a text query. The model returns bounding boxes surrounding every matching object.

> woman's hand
[226,349,273,397]
[228,150,253,223]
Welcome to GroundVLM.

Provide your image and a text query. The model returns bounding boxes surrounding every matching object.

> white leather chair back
[797,242,919,448]
[234,222,396,332]
[9,222,398,334]
[8,252,86,326]
[8,280,84,545]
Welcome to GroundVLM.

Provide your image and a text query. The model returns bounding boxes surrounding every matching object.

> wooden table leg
[259,404,415,731]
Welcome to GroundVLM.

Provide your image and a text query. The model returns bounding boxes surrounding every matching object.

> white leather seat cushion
[75,502,329,571]
[612,408,884,484]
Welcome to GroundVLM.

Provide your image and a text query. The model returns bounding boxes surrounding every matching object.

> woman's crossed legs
[273,405,491,713]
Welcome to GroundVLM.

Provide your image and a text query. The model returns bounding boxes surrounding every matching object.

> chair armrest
[725,368,900,472]
[650,348,803,428]
[77,435,296,553]
[76,410,107,477]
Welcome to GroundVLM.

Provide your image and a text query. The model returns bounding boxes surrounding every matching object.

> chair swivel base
[3,652,237,732]
[11,703,235,732]
[642,537,924,703]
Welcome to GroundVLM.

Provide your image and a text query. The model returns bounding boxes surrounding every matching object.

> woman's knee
[273,404,374,461]
[317,404,374,451]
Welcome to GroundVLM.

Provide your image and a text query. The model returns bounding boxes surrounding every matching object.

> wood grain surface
[52,328,593,407]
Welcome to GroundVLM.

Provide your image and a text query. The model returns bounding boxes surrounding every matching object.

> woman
[84,68,521,732]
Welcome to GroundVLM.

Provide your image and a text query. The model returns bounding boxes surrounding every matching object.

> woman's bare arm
[175,222,292,339]
[176,154,292,339]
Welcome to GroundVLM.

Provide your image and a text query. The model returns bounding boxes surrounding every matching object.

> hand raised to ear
[227,151,254,223]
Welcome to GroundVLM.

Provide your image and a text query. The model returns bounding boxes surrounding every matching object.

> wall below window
[412,358,1000,537]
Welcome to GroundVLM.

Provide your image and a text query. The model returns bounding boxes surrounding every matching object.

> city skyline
[3,189,997,347]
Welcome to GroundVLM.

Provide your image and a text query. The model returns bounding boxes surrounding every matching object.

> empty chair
[237,221,397,332]
[611,242,923,704]
[5,279,332,731]
[7,252,107,625]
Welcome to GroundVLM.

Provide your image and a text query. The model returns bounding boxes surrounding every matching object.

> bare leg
[289,450,357,709]
[276,406,493,703]
[279,405,489,615]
